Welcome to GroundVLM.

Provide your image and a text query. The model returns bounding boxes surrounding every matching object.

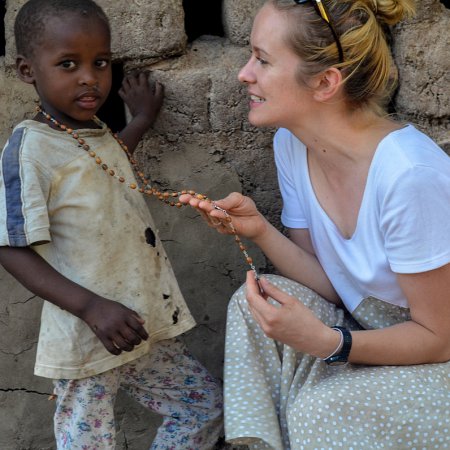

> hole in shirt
[145,227,156,247]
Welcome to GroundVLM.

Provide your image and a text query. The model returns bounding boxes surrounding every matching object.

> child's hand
[119,72,164,128]
[80,295,149,355]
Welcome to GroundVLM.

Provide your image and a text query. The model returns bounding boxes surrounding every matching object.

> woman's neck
[290,108,401,173]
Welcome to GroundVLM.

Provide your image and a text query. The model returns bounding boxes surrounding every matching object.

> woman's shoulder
[273,128,307,158]
[373,125,450,183]
[378,125,449,167]
[371,125,450,203]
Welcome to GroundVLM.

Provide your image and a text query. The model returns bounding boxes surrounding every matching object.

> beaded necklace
[36,105,260,281]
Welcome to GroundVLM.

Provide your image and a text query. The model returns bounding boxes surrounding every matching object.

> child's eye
[96,59,110,68]
[60,60,76,69]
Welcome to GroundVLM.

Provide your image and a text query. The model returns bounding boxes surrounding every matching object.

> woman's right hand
[179,192,268,241]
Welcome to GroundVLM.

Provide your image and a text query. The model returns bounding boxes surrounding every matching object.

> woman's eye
[256,56,268,65]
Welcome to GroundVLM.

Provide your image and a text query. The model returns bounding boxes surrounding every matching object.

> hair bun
[362,0,416,25]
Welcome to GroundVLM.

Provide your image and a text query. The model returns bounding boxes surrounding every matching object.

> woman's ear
[312,67,343,102]
[16,56,35,84]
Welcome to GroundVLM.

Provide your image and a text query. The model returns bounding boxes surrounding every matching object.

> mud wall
[0,0,448,448]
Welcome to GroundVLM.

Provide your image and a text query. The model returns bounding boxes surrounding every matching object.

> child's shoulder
[2,120,95,170]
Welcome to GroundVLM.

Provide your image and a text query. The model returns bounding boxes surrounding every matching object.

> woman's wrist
[315,326,342,359]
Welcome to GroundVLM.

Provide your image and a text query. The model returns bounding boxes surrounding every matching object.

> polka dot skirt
[224,275,450,450]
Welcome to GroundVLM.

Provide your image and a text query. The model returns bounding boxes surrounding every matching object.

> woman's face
[238,3,313,129]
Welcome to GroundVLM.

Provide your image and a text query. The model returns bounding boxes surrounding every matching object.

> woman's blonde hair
[269,0,416,114]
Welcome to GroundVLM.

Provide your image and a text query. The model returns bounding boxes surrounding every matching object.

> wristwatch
[324,326,352,366]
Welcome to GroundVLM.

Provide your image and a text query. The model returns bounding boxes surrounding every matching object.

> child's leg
[53,369,121,449]
[121,338,223,450]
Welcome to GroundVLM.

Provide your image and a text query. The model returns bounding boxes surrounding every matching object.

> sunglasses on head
[293,0,344,63]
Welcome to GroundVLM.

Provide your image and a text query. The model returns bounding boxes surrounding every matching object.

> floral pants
[53,338,223,449]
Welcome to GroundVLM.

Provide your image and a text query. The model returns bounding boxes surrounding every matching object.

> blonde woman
[182,0,450,448]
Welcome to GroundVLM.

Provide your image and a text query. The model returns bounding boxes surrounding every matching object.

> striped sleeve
[0,127,51,247]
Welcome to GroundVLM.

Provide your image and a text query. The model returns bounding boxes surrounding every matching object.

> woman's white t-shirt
[274,125,450,312]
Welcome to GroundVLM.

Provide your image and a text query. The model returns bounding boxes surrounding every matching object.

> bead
[36,105,259,277]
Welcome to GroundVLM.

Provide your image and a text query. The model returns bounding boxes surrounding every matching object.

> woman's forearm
[252,219,340,303]
[351,321,450,365]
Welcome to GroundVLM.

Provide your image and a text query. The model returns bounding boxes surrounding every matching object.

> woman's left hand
[246,272,340,358]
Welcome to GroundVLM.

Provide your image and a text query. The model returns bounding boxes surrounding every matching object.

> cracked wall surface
[0,0,449,448]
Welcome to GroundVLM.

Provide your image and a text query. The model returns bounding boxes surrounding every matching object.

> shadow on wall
[183,0,224,42]
[97,0,226,134]
[96,63,127,133]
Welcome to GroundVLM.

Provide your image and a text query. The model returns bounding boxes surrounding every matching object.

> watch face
[327,358,348,366]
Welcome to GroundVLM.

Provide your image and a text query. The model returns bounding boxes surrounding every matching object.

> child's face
[22,14,112,129]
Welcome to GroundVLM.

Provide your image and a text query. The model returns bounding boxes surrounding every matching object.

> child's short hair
[14,0,110,58]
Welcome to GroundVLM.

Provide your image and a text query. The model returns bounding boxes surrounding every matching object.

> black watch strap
[324,326,352,366]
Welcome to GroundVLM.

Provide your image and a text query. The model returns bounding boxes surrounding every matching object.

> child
[0,0,223,448]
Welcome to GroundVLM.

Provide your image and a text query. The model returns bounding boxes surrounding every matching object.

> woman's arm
[180,192,339,303]
[350,263,450,364]
[253,222,339,303]
[246,262,450,365]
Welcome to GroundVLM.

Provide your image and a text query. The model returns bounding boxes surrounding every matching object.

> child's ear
[312,67,343,102]
[16,55,35,84]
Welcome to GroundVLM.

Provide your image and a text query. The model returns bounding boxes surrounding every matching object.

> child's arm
[117,72,164,154]
[0,246,149,355]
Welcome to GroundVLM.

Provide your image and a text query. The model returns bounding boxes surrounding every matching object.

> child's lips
[76,93,101,109]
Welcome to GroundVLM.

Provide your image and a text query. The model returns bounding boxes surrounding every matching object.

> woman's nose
[238,59,254,84]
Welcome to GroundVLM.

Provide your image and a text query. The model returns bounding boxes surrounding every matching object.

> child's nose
[79,69,98,87]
